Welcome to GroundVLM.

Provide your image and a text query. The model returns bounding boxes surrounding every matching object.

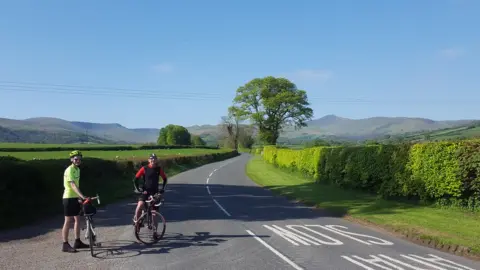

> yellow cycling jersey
[63,164,80,199]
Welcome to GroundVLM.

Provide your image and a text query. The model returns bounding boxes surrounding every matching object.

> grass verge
[246,156,480,259]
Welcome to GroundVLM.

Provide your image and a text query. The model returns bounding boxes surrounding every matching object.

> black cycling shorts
[138,190,156,202]
[138,191,160,210]
[63,198,81,217]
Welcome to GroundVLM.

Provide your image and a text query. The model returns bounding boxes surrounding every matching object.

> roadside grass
[0,148,229,160]
[246,156,480,256]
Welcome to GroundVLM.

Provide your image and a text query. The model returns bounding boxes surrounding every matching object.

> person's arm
[159,167,168,190]
[70,182,86,200]
[133,167,146,192]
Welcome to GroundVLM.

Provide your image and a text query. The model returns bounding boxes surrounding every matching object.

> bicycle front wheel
[87,218,94,257]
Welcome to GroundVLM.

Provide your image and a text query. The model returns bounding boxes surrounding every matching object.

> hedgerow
[0,150,238,230]
[261,140,480,209]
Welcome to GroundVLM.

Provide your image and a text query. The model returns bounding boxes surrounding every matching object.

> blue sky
[0,0,478,129]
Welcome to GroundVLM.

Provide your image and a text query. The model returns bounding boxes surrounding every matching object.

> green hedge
[262,140,480,209]
[0,144,219,152]
[0,150,238,230]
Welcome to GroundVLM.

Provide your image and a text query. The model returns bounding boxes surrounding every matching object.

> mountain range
[0,115,477,145]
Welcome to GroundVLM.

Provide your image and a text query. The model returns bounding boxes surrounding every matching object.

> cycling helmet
[69,150,82,158]
[149,153,158,159]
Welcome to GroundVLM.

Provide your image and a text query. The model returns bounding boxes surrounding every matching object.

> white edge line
[246,230,303,270]
[206,186,211,195]
[206,177,209,184]
[209,172,213,177]
[213,198,231,217]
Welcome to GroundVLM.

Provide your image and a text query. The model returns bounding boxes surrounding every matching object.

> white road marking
[213,198,231,216]
[246,229,304,270]
[341,254,476,270]
[205,163,232,217]
[263,224,392,246]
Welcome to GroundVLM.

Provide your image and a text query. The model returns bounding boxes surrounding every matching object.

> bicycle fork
[84,217,97,243]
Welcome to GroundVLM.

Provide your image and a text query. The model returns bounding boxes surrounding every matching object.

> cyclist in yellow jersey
[61,150,89,253]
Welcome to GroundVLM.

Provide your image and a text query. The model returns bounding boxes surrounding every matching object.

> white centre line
[246,230,304,270]
[206,177,210,184]
[213,198,231,217]
[206,186,211,195]
[209,172,213,177]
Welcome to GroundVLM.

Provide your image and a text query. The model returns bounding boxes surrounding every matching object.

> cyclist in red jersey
[132,153,167,231]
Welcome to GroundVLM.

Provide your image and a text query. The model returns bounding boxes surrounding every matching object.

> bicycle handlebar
[145,194,164,207]
[82,194,101,205]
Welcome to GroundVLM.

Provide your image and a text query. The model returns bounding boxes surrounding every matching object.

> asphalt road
[1,153,479,270]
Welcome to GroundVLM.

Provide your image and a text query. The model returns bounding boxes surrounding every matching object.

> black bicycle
[81,194,101,257]
[133,191,166,245]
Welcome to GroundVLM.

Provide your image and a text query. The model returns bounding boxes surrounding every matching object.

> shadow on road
[93,231,268,260]
[0,165,412,242]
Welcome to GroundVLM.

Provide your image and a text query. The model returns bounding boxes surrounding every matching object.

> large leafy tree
[232,76,313,145]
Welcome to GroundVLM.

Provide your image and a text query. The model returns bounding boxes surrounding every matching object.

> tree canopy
[232,76,313,145]
[157,124,191,146]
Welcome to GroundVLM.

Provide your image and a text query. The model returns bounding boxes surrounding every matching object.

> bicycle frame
[82,195,101,256]
[139,194,164,224]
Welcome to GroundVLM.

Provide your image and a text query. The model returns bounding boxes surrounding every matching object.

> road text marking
[246,229,304,270]
[342,254,475,270]
[263,224,393,246]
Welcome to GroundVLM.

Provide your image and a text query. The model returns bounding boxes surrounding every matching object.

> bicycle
[133,190,166,245]
[81,194,101,257]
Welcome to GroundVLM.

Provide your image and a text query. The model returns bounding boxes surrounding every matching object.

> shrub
[261,140,480,209]
[0,150,238,230]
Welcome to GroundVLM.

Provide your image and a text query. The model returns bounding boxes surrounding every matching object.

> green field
[0,143,130,148]
[246,156,480,256]
[0,148,229,160]
[404,125,480,142]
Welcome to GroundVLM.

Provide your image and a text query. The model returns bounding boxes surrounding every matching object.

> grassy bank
[246,156,480,256]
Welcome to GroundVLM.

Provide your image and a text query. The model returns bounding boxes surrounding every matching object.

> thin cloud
[438,48,465,59]
[152,63,174,73]
[281,69,333,84]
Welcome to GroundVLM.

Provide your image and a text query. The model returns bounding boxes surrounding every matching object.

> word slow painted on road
[342,253,476,270]
[262,224,394,246]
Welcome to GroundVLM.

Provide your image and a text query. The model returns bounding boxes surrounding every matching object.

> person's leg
[134,194,146,223]
[62,199,77,252]
[72,199,89,249]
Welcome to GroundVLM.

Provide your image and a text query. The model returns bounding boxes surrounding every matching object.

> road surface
[1,153,479,269]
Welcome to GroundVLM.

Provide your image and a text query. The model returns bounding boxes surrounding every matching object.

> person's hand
[134,188,141,194]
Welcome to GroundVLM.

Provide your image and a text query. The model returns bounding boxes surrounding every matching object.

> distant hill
[0,115,477,144]
[183,115,477,141]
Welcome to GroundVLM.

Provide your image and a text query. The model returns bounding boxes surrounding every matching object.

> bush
[261,140,480,209]
[0,150,238,230]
